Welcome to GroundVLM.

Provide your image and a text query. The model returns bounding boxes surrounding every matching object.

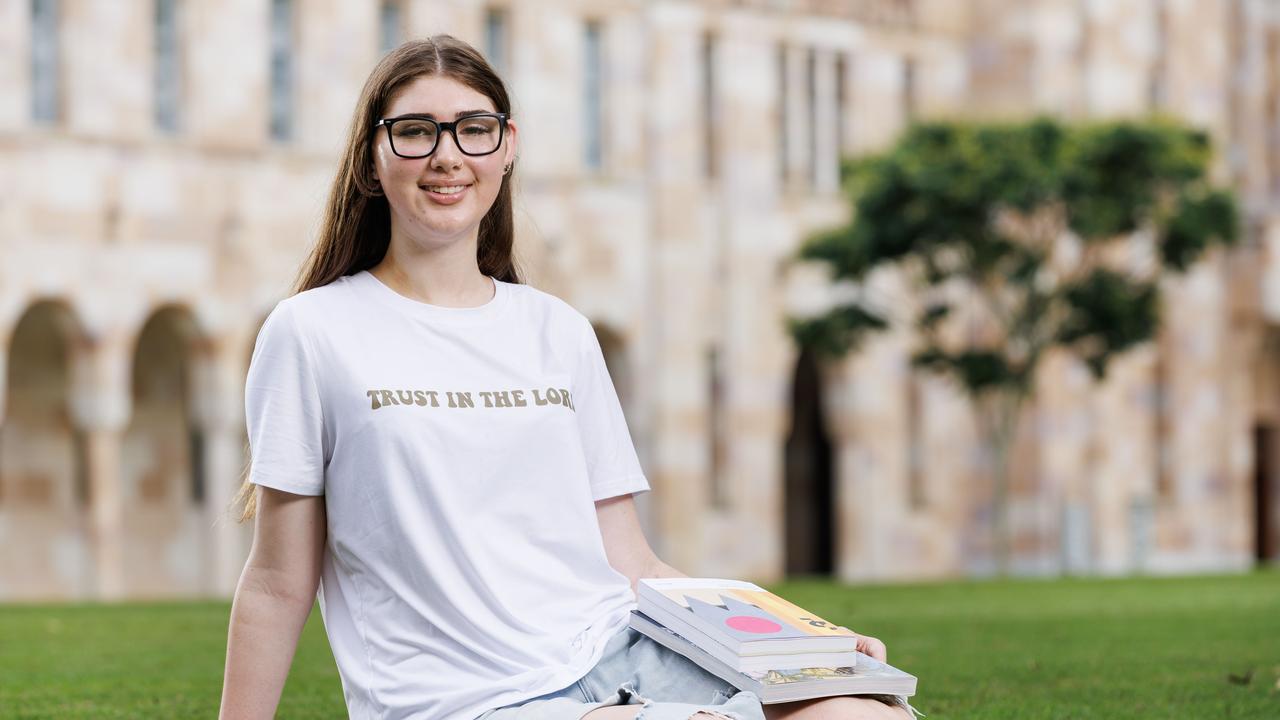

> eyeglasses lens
[391,116,502,157]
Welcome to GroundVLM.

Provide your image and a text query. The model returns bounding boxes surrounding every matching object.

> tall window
[1268,28,1280,197]
[702,32,718,179]
[190,428,206,504]
[1154,340,1173,500]
[31,0,60,123]
[902,56,917,124]
[1148,0,1169,110]
[806,48,818,188]
[269,0,294,142]
[708,345,729,509]
[583,20,604,171]
[154,0,181,133]
[485,7,510,76]
[778,44,789,185]
[379,1,403,55]
[1076,1,1093,116]
[73,428,89,506]
[907,373,927,509]
[835,53,849,157]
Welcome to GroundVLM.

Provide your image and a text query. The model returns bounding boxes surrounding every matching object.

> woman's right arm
[219,486,327,720]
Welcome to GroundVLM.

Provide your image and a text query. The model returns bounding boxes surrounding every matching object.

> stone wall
[0,0,1275,600]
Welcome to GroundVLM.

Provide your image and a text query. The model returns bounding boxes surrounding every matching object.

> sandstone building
[0,0,1275,601]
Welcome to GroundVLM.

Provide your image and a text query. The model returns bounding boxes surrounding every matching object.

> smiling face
[372,74,518,253]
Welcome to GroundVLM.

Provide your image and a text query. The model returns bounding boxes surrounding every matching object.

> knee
[839,696,912,720]
[802,696,911,719]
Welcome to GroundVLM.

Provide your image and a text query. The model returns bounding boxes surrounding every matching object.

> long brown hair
[231,35,523,522]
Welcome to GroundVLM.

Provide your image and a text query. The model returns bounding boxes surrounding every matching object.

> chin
[411,223,479,246]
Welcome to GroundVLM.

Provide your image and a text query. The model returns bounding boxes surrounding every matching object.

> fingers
[837,625,890,663]
[857,633,889,663]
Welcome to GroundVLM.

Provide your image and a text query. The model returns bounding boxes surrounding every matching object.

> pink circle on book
[725,615,783,634]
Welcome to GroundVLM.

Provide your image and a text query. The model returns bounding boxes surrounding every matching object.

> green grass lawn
[1,571,1276,719]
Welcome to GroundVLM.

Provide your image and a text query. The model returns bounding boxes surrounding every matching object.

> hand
[838,626,888,663]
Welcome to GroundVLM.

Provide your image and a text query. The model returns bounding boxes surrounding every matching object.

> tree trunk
[976,389,1025,575]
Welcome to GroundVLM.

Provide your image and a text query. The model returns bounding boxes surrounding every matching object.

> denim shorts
[476,625,763,720]
[476,625,917,720]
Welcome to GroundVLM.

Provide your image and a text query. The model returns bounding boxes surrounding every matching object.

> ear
[368,148,382,187]
[366,136,383,181]
[365,152,384,195]
[503,118,519,166]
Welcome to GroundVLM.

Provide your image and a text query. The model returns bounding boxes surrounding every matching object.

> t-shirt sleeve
[572,317,650,502]
[244,300,327,496]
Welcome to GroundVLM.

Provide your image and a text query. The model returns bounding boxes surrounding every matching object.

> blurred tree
[790,117,1239,573]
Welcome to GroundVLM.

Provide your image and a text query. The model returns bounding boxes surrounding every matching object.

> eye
[394,121,435,137]
[458,117,499,135]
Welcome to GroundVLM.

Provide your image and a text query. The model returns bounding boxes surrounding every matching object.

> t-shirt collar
[354,269,510,326]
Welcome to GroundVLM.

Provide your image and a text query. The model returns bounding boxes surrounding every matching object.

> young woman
[219,35,911,720]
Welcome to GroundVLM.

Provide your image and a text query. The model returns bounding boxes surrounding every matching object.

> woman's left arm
[595,494,686,597]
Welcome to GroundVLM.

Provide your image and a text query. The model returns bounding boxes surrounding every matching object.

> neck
[370,232,494,308]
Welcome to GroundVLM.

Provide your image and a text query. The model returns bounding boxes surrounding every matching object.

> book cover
[637,578,860,655]
[629,611,917,704]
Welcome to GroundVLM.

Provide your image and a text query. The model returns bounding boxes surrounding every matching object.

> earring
[503,162,513,176]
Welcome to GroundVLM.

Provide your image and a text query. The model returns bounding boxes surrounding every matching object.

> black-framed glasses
[374,112,508,158]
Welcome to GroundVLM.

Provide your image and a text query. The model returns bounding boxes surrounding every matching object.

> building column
[647,7,711,573]
[824,352,878,582]
[69,334,131,601]
[191,339,251,597]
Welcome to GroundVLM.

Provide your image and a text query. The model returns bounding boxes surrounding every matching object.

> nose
[430,127,464,169]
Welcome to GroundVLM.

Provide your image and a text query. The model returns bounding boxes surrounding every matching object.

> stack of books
[630,578,917,704]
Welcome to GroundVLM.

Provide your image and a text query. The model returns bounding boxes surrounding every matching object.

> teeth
[425,185,466,194]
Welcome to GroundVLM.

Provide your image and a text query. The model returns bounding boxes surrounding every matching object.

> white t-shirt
[244,269,650,719]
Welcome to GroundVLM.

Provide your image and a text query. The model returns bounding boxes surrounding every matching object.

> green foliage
[1061,119,1211,239]
[1163,188,1240,271]
[1055,269,1160,378]
[793,117,1240,574]
[914,348,1030,397]
[787,303,889,357]
[793,116,1239,395]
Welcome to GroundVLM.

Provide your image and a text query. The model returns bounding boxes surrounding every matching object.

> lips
[419,183,471,204]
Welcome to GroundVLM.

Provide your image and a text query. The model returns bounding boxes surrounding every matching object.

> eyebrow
[413,109,494,120]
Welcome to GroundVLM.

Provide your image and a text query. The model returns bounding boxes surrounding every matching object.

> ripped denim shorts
[475,625,916,720]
